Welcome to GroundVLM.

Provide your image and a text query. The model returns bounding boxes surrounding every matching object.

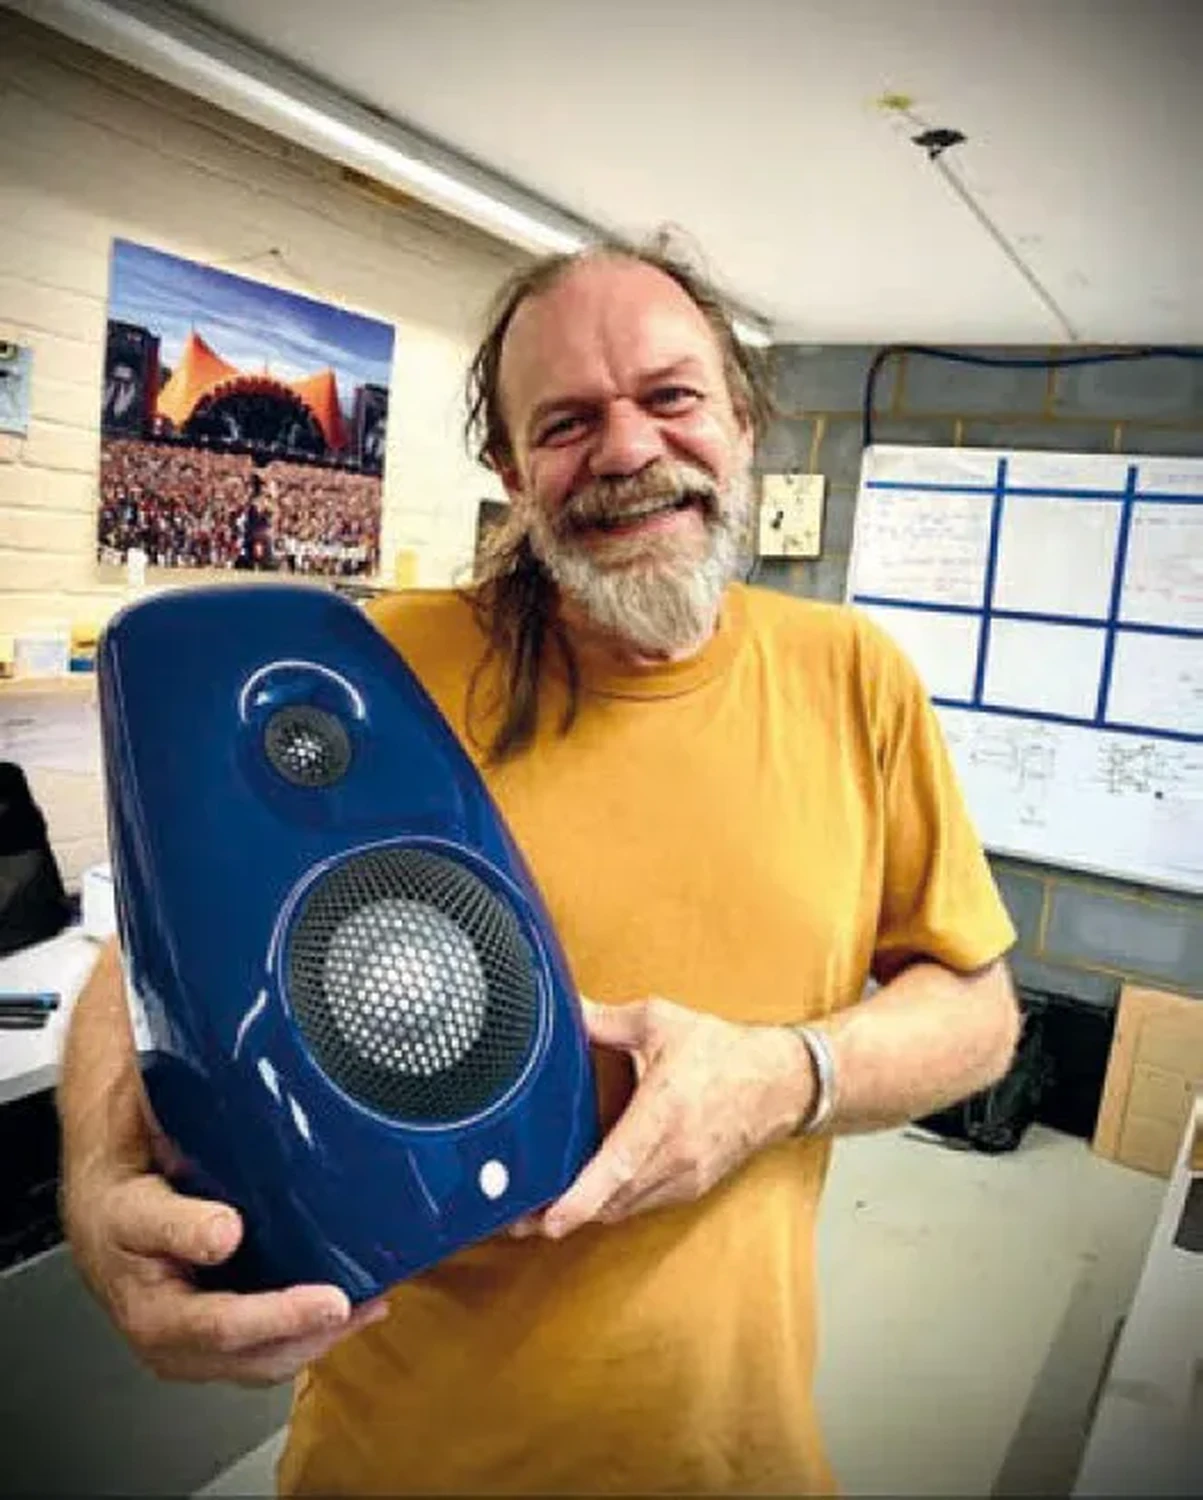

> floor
[197,1125,1165,1498]
[814,1123,1163,1496]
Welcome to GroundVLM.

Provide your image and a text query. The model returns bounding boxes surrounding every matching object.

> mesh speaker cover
[286,847,540,1123]
[264,706,352,787]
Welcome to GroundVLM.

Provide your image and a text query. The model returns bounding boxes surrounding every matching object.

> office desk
[1074,1097,1203,1496]
[0,925,102,1106]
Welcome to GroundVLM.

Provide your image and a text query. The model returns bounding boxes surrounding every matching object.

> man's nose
[588,398,666,479]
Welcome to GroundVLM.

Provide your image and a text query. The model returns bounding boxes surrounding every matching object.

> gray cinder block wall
[754,345,1203,1005]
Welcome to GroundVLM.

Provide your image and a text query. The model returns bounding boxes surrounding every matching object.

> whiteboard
[849,446,1203,893]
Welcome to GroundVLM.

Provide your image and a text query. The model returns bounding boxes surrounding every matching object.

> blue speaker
[97,584,600,1302]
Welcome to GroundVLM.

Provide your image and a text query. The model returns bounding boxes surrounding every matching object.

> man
[102,355,143,432]
[59,243,1019,1495]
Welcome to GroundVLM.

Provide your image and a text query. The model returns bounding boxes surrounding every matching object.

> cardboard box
[1093,984,1203,1178]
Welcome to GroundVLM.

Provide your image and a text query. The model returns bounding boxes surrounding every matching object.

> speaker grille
[286,847,540,1123]
[264,706,352,787]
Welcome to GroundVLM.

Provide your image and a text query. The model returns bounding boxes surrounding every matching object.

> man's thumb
[579,996,649,1051]
[113,1174,244,1266]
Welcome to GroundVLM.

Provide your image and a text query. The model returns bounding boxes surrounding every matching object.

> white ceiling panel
[28,0,1203,342]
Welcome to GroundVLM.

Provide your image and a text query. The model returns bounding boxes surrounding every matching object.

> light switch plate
[757,472,825,558]
[0,342,32,437]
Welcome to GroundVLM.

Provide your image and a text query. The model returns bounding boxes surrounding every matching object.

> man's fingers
[505,1212,543,1239]
[230,1296,390,1384]
[110,1175,242,1266]
[347,1294,391,1330]
[137,1280,354,1357]
[595,1173,686,1226]
[148,1292,390,1386]
[580,997,651,1052]
[238,1292,389,1363]
[542,1084,666,1238]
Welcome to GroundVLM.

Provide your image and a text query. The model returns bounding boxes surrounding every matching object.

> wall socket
[757,472,825,558]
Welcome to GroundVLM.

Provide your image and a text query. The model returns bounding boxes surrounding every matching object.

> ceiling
[31,0,1203,343]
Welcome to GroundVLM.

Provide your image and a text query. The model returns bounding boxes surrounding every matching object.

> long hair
[461,236,772,764]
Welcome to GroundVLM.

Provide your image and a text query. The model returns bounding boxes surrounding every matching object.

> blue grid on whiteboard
[851,457,1202,745]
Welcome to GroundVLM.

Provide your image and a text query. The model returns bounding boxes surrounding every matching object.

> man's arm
[809,955,1020,1134]
[57,940,388,1384]
[519,956,1019,1240]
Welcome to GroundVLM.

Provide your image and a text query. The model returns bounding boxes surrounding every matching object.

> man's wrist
[786,1024,837,1136]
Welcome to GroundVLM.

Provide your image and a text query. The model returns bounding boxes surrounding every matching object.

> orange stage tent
[156,331,349,453]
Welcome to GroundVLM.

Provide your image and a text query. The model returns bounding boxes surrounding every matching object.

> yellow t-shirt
[277,582,1015,1497]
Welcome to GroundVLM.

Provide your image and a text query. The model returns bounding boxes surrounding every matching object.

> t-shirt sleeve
[364,589,409,637]
[860,617,1017,984]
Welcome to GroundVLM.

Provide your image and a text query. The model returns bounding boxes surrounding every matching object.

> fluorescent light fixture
[244,83,587,257]
[13,0,772,338]
[13,0,590,256]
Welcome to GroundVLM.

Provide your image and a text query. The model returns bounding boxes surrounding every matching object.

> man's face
[497,258,754,655]
[107,362,138,418]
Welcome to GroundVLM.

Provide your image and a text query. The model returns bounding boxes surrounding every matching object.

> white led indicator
[478,1159,509,1200]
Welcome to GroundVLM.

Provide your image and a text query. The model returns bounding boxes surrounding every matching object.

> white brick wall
[0,10,530,880]
[0,10,526,641]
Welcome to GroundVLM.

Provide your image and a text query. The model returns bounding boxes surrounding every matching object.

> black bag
[915,999,1056,1154]
[0,762,72,957]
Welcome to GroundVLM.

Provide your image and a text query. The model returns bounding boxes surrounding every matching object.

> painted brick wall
[756,344,1203,1002]
[0,10,526,645]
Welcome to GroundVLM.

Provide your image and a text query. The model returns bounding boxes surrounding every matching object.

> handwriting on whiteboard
[854,447,1203,892]
[1121,505,1203,629]
[854,489,992,605]
[1107,633,1203,737]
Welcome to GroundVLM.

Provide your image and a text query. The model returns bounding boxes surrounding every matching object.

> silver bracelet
[788,1024,837,1136]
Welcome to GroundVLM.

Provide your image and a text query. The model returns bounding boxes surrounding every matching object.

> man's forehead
[499,258,722,411]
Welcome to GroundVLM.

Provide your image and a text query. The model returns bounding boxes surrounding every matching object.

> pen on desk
[0,991,61,1011]
[0,1011,50,1029]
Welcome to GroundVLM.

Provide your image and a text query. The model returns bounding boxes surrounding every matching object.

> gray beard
[526,467,753,659]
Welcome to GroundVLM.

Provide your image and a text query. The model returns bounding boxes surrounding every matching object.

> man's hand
[65,1169,389,1386]
[513,997,814,1241]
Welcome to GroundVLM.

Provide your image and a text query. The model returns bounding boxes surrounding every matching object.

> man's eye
[647,386,699,412]
[538,414,584,444]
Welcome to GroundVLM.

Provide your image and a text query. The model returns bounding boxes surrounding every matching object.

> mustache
[555,461,722,537]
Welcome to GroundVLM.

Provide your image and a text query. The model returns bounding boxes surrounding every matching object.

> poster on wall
[97,239,395,577]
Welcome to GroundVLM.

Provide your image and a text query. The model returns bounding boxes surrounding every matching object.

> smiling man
[58,242,1019,1496]
[490,253,754,667]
